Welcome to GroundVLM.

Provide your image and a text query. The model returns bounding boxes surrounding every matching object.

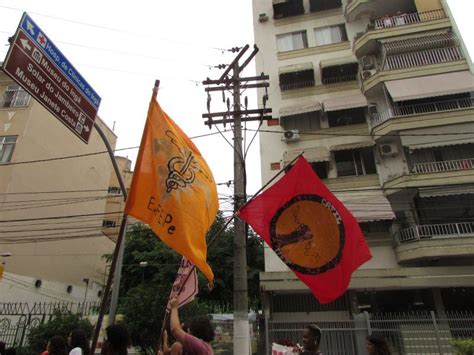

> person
[169,296,214,354]
[68,328,90,355]
[159,330,183,355]
[47,336,68,355]
[296,325,322,354]
[101,324,130,355]
[366,334,390,355]
[0,341,5,355]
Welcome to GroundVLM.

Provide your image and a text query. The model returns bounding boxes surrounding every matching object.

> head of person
[366,334,390,355]
[302,324,321,351]
[4,348,16,355]
[188,316,215,343]
[0,341,6,355]
[101,324,129,355]
[68,328,90,353]
[47,335,68,355]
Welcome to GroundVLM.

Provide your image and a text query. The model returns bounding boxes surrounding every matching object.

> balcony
[322,73,358,85]
[412,158,474,174]
[384,47,462,71]
[374,9,445,30]
[394,222,474,262]
[370,97,474,130]
[353,9,449,58]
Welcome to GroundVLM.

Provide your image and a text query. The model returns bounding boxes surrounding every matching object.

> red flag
[239,156,372,303]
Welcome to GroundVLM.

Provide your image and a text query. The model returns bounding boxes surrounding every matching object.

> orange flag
[125,99,218,282]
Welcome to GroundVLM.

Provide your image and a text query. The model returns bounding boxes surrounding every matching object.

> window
[102,220,117,228]
[311,161,328,179]
[108,186,122,194]
[309,0,342,12]
[0,136,17,164]
[279,68,315,91]
[314,24,348,46]
[1,85,29,108]
[281,111,320,132]
[327,107,367,127]
[273,0,305,19]
[334,148,376,177]
[277,31,308,52]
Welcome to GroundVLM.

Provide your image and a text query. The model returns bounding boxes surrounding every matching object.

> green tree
[27,310,93,354]
[118,212,264,353]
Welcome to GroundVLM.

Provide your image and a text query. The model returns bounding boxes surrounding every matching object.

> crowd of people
[2,308,392,354]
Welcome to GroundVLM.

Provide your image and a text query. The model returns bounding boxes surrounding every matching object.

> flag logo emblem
[270,194,345,275]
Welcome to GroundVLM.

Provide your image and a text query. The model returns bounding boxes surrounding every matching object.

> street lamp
[139,261,148,284]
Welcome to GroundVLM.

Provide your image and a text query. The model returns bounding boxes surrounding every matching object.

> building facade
[0,68,117,303]
[253,0,474,352]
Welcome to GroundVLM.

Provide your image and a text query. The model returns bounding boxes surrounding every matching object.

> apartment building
[101,156,134,242]
[253,0,474,349]
[0,68,117,303]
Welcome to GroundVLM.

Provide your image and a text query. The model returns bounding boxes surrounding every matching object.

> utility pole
[203,45,271,354]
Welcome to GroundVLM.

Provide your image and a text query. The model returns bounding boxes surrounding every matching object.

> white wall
[0,271,102,303]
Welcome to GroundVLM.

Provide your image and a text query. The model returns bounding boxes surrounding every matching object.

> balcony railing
[374,9,446,30]
[322,73,358,85]
[384,47,463,70]
[412,158,474,174]
[280,80,315,91]
[395,222,474,244]
[371,97,474,127]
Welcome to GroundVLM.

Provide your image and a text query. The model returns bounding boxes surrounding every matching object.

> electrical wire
[0,5,227,52]
[0,130,226,167]
[245,127,474,138]
[0,211,124,224]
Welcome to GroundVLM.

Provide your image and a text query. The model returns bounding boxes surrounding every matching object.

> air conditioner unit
[368,103,378,115]
[362,69,376,80]
[282,129,300,142]
[361,56,375,70]
[379,143,398,157]
[258,13,269,22]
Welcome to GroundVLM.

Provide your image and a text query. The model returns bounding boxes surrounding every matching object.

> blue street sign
[19,12,101,110]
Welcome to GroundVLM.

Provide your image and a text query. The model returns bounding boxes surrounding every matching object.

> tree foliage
[27,310,93,354]
[118,211,264,353]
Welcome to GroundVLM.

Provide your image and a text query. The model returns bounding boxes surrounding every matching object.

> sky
[0,0,261,214]
[0,0,472,211]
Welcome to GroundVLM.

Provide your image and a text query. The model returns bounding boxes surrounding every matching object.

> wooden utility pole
[202,45,271,354]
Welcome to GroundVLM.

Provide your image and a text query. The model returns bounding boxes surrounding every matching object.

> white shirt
[69,348,82,355]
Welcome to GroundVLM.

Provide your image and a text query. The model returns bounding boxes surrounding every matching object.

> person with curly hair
[296,325,323,354]
[366,334,391,355]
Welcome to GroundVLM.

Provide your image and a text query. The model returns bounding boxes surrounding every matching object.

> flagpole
[89,80,161,355]
[155,152,303,350]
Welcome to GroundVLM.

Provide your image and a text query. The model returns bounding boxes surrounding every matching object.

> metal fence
[395,222,474,244]
[0,301,99,348]
[267,311,474,355]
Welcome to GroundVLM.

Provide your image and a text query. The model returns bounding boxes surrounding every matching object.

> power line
[0,211,124,224]
[0,5,227,52]
[0,196,115,212]
[247,127,474,138]
[0,130,226,167]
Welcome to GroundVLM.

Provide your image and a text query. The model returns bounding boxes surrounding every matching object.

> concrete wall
[0,271,102,303]
[0,71,117,291]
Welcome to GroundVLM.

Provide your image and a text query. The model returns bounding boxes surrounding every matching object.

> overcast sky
[0,0,472,209]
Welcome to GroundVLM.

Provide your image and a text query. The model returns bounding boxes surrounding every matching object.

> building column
[433,288,446,316]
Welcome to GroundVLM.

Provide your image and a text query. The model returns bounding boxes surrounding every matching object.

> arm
[169,297,187,344]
